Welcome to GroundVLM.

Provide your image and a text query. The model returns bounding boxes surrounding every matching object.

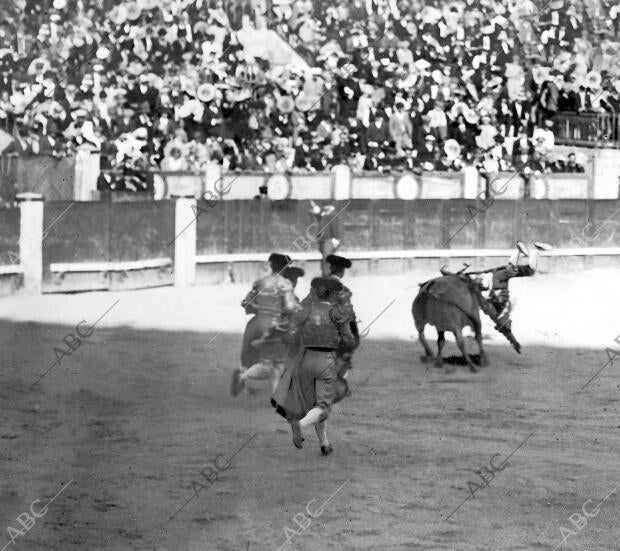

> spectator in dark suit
[0,69,13,95]
[412,114,433,154]
[558,87,574,112]
[115,107,138,135]
[126,75,159,112]
[449,115,476,159]
[133,102,154,142]
[417,134,438,171]
[563,88,579,112]
[169,28,193,64]
[150,28,171,70]
[600,87,620,113]
[565,152,585,173]
[512,131,533,166]
[574,86,593,113]
[509,95,531,136]
[539,78,560,121]
[337,72,361,120]
[365,109,390,151]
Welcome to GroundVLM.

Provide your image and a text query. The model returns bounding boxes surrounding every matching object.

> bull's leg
[417,325,434,361]
[434,331,446,369]
[441,331,458,374]
[473,319,488,367]
[454,329,478,373]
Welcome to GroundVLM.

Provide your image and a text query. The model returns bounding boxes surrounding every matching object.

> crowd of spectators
[1,0,618,189]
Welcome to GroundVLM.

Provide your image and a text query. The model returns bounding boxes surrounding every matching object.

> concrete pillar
[74,149,100,201]
[172,196,197,287]
[332,164,351,200]
[17,192,44,294]
[204,162,223,198]
[593,149,620,199]
[463,166,480,199]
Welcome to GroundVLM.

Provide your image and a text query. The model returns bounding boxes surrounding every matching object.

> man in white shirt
[388,101,412,154]
[427,99,448,141]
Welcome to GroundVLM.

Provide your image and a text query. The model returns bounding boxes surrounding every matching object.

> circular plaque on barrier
[267,174,290,200]
[395,173,420,200]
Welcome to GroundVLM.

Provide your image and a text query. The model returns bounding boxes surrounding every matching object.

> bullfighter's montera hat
[311,277,343,300]
[268,253,292,272]
[283,265,305,281]
[326,254,352,270]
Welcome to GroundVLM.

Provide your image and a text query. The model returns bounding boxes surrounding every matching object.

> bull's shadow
[422,353,485,367]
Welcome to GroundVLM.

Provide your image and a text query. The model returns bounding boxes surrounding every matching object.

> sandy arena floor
[1,267,619,551]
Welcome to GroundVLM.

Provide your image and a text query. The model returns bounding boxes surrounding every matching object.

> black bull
[412,274,519,373]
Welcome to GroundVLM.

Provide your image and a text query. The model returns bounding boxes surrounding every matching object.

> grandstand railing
[555,112,620,149]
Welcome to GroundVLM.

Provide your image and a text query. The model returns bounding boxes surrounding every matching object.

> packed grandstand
[1,0,619,191]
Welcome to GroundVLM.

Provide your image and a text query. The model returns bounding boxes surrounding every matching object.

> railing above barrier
[555,112,620,149]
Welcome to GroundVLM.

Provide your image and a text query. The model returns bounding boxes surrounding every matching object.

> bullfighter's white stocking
[299,407,326,429]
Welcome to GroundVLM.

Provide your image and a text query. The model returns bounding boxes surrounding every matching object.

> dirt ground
[1,267,619,551]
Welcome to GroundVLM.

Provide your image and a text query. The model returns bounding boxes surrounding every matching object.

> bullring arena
[1,263,620,550]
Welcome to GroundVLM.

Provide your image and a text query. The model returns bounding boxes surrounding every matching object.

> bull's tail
[411,292,427,331]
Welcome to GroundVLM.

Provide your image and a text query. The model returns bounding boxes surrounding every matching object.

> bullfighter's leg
[290,419,304,449]
[515,241,552,275]
[527,247,539,272]
[243,360,274,381]
[231,360,277,397]
[300,407,327,429]
[230,367,246,396]
[494,298,512,332]
[292,406,328,449]
[315,421,333,456]
[269,361,284,394]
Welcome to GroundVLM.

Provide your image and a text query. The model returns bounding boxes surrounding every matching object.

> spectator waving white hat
[108,5,128,25]
[27,57,51,75]
[196,83,216,103]
[585,71,602,90]
[444,139,461,161]
[80,121,101,150]
[137,0,158,11]
[125,2,142,21]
